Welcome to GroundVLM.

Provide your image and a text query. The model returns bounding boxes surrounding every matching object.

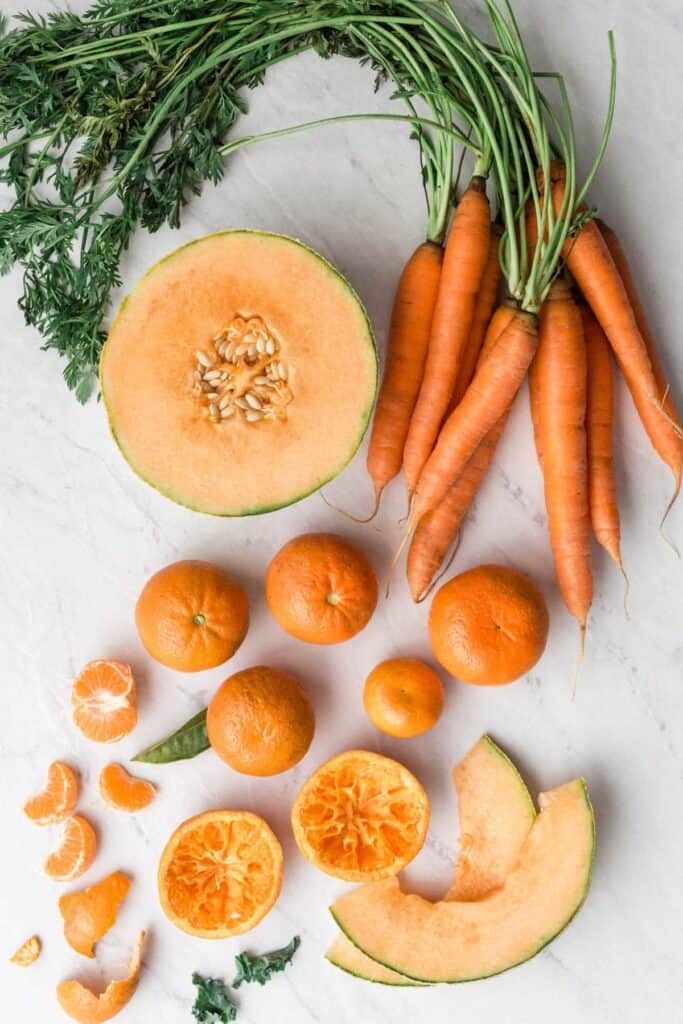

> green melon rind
[100,229,378,517]
[329,780,595,985]
[325,734,536,985]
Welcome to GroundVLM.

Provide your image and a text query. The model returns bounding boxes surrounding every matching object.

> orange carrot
[598,219,683,514]
[582,303,624,574]
[529,279,592,635]
[365,241,443,515]
[448,222,503,411]
[407,304,515,600]
[542,169,682,457]
[413,305,538,519]
[403,177,491,494]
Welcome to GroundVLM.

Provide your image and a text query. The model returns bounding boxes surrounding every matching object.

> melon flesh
[326,735,535,984]
[331,779,594,984]
[101,231,377,515]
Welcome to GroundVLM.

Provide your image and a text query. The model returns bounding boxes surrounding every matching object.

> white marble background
[1,2,682,1022]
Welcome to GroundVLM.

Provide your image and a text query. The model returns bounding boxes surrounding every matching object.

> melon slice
[331,779,594,983]
[326,735,535,984]
[101,231,377,516]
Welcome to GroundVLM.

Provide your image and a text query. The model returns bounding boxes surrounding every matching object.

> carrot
[529,279,592,638]
[597,219,683,519]
[542,169,682,458]
[582,303,625,577]
[448,222,503,411]
[407,303,515,601]
[412,305,538,520]
[364,241,443,516]
[403,176,491,494]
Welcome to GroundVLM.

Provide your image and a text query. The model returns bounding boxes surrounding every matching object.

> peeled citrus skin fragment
[59,872,131,958]
[44,814,97,882]
[57,929,145,1023]
[99,764,156,813]
[72,660,137,743]
[158,809,283,938]
[23,761,79,825]
[10,935,41,967]
[291,750,430,882]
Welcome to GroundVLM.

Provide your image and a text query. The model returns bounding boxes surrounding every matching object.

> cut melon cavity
[325,734,536,985]
[331,779,594,984]
[101,231,377,516]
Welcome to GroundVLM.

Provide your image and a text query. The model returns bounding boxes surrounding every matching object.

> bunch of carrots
[358,2,682,654]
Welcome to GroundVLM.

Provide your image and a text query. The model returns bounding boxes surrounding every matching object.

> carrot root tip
[320,488,381,524]
[386,513,416,599]
[571,621,587,701]
[659,477,681,558]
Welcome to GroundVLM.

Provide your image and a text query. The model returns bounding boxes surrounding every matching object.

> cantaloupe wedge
[326,735,535,984]
[330,779,594,984]
[101,231,377,516]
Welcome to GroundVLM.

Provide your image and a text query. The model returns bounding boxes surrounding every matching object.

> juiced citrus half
[57,930,145,1023]
[158,810,283,938]
[23,761,79,825]
[44,815,97,882]
[99,764,156,813]
[291,750,430,881]
[72,660,137,743]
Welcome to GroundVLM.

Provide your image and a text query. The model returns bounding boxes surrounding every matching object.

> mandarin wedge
[10,935,41,967]
[99,764,156,813]
[291,750,429,881]
[59,871,131,957]
[57,930,145,1023]
[23,761,79,825]
[158,810,282,938]
[72,661,137,742]
[44,815,97,882]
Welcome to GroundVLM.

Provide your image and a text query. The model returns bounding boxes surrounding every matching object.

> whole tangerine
[135,559,248,672]
[265,532,377,644]
[363,658,444,738]
[428,564,549,685]
[207,666,315,776]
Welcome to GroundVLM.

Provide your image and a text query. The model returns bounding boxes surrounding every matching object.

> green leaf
[191,973,237,1024]
[232,936,301,989]
[133,708,208,763]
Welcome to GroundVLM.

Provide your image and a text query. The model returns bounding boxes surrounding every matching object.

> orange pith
[265,533,378,644]
[57,929,145,1024]
[428,564,549,685]
[206,666,315,777]
[23,761,79,825]
[363,658,444,738]
[158,810,283,938]
[59,871,131,958]
[135,560,249,672]
[10,935,41,967]
[291,750,430,881]
[44,814,97,882]
[72,660,137,742]
[99,764,156,813]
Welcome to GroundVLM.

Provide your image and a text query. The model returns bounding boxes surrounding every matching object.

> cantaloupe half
[100,231,377,515]
[325,735,535,985]
[331,778,594,984]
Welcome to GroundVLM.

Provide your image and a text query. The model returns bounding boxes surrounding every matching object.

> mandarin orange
[428,564,549,685]
[364,658,444,738]
[265,533,377,644]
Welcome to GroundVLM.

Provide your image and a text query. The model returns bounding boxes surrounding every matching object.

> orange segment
[10,935,41,966]
[59,872,131,958]
[57,930,145,1024]
[44,815,97,882]
[291,750,430,881]
[158,810,283,938]
[72,661,137,743]
[99,764,156,813]
[23,761,79,825]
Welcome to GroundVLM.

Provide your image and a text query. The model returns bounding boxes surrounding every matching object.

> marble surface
[1,2,682,1022]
